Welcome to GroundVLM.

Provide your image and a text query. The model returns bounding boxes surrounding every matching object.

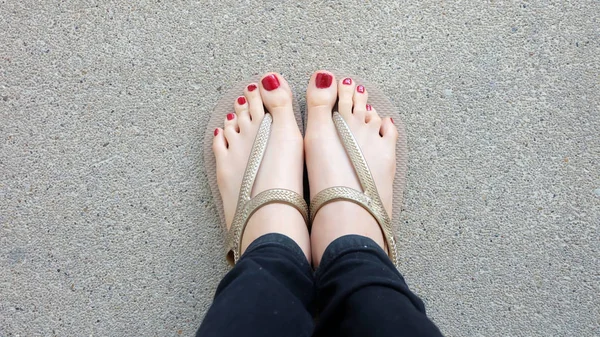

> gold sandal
[308,74,407,267]
[203,77,308,265]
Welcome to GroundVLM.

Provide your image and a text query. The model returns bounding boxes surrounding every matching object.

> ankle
[310,201,387,267]
[241,204,312,262]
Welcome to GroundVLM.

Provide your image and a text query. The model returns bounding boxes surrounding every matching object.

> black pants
[197,233,443,337]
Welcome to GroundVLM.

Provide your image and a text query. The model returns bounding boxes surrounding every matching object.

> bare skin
[212,72,310,261]
[304,70,399,267]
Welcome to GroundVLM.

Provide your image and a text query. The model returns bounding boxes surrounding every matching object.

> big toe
[259,72,296,125]
[306,70,337,109]
[306,70,337,130]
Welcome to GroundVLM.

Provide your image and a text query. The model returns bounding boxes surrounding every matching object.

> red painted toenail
[227,113,235,121]
[315,73,333,88]
[237,96,246,105]
[390,118,394,124]
[261,74,280,91]
[366,104,372,111]
[247,84,257,92]
[357,85,365,93]
[342,78,352,85]
[214,128,219,136]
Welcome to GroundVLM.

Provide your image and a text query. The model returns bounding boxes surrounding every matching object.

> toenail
[237,96,246,105]
[227,113,235,121]
[214,128,219,136]
[366,104,372,111]
[342,78,352,85]
[315,72,333,88]
[261,74,280,91]
[247,84,257,92]
[390,118,394,124]
[357,85,365,93]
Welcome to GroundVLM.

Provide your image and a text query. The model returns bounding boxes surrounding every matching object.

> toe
[212,127,228,154]
[353,84,369,121]
[365,104,382,129]
[337,77,355,119]
[224,112,240,143]
[246,82,265,122]
[307,71,337,108]
[259,72,296,125]
[306,70,337,126]
[235,94,251,127]
[224,111,239,130]
[380,117,398,139]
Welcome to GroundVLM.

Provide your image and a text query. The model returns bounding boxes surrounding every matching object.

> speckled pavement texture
[1,1,599,336]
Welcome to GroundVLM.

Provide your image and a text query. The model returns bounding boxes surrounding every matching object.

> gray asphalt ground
[1,1,599,336]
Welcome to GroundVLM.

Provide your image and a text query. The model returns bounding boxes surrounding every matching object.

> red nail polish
[342,78,352,85]
[227,113,235,121]
[315,72,333,88]
[261,74,280,91]
[390,118,394,124]
[247,84,257,92]
[357,85,365,93]
[366,104,372,111]
[237,96,246,105]
[214,128,219,136]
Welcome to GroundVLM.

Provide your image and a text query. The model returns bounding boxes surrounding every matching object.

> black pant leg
[197,233,315,337]
[314,235,443,337]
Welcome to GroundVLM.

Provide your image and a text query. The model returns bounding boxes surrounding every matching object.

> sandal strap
[237,113,273,204]
[309,112,398,266]
[309,186,377,225]
[227,188,308,264]
[226,113,308,265]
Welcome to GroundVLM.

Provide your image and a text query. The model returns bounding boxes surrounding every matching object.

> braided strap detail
[226,188,308,264]
[309,186,370,226]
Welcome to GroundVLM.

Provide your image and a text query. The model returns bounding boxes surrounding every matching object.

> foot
[212,73,310,261]
[304,71,399,267]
